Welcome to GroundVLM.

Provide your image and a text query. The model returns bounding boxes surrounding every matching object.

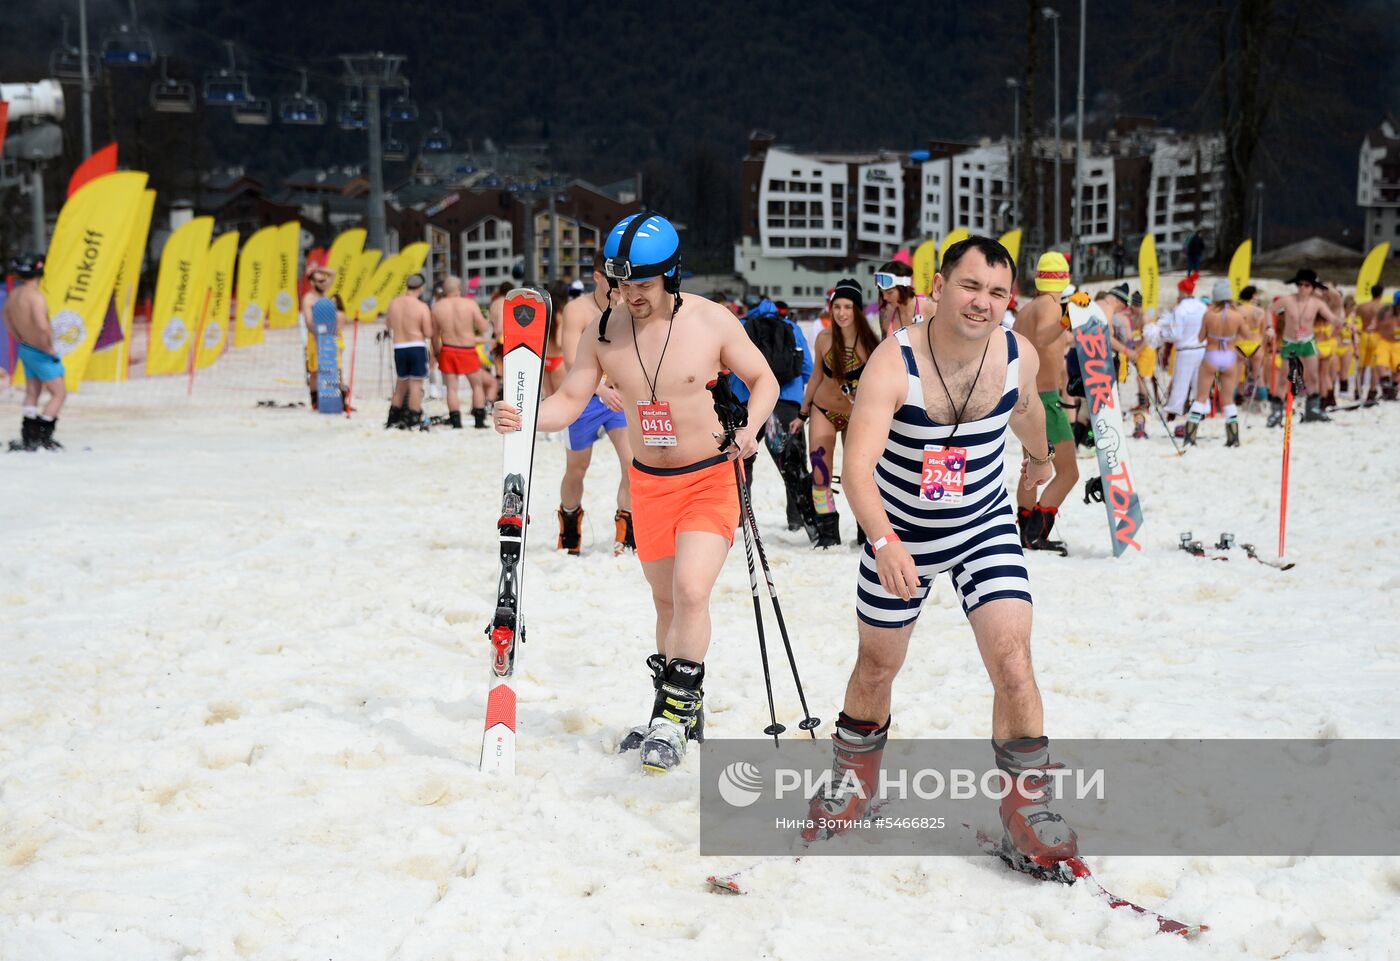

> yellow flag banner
[1356,242,1390,300]
[912,240,936,296]
[233,225,278,348]
[937,227,969,269]
[998,228,1023,266]
[355,242,429,320]
[266,221,301,328]
[195,231,239,369]
[398,240,429,277]
[1227,240,1252,301]
[342,248,382,318]
[324,228,366,300]
[86,187,156,382]
[146,216,214,375]
[37,171,148,390]
[1139,234,1159,313]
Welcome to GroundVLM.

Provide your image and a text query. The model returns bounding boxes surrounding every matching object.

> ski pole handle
[705,373,746,452]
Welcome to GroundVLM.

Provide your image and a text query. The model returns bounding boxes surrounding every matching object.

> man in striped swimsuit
[804,237,1078,868]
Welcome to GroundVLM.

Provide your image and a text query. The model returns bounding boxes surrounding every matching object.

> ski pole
[345,316,359,418]
[705,376,783,743]
[1278,357,1302,557]
[734,460,820,738]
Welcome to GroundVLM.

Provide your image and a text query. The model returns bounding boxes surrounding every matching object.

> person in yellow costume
[301,264,346,409]
[1234,286,1271,405]
[1357,284,1385,405]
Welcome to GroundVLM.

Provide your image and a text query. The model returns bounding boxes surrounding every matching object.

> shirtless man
[1011,250,1077,552]
[1272,269,1339,423]
[495,214,778,773]
[1187,280,1247,447]
[2,254,66,451]
[431,275,494,428]
[555,264,635,556]
[385,274,434,429]
[300,264,344,410]
[1375,298,1400,401]
[1357,284,1385,405]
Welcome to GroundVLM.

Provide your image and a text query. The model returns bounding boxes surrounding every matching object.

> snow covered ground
[3,357,1399,960]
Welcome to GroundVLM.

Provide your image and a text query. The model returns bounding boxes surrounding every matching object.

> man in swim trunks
[495,213,778,773]
[1357,284,1384,405]
[1273,269,1339,423]
[805,236,1078,869]
[2,254,66,451]
[1376,298,1400,401]
[431,275,493,428]
[1011,250,1077,551]
[555,263,635,556]
[385,274,434,429]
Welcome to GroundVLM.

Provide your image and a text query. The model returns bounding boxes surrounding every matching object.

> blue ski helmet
[602,213,681,288]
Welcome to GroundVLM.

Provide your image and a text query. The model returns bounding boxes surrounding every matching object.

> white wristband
[873,533,900,553]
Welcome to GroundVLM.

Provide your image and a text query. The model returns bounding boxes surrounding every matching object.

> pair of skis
[480,288,552,775]
[706,820,1206,939]
[1179,531,1295,570]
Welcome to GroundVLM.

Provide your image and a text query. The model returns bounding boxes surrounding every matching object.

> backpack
[745,299,804,384]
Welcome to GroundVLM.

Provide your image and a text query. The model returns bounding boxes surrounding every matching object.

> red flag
[67,142,119,198]
[0,103,9,160]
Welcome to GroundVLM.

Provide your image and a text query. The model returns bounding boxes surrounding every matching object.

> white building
[1075,155,1117,246]
[855,160,903,259]
[1145,136,1224,259]
[949,142,1014,236]
[756,147,849,259]
[1358,116,1400,249]
[919,157,952,240]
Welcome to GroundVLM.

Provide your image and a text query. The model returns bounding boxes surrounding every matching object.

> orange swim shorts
[438,343,481,375]
[627,454,740,562]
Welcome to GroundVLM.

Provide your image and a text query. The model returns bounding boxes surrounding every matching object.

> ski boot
[385,405,404,429]
[813,510,842,550]
[613,509,636,556]
[801,713,889,843]
[557,505,584,555]
[1225,420,1240,448]
[1382,380,1397,402]
[447,410,463,429]
[1301,394,1330,423]
[401,408,424,431]
[1266,396,1284,428]
[640,659,705,773]
[1028,506,1069,556]
[1131,413,1147,439]
[1364,389,1378,408]
[619,653,669,752]
[1017,506,1042,549]
[472,406,488,429]
[1183,418,1200,446]
[36,418,63,451]
[10,416,40,452]
[994,736,1079,875]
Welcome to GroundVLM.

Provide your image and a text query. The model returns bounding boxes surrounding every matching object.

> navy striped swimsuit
[855,326,1032,627]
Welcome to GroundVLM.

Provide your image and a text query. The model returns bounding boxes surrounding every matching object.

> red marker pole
[186,288,213,398]
[1278,377,1295,557]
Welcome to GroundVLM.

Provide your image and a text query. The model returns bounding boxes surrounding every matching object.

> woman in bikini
[1187,279,1249,447]
[875,260,925,337]
[796,278,880,547]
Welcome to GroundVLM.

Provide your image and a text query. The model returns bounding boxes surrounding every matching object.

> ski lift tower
[339,52,406,251]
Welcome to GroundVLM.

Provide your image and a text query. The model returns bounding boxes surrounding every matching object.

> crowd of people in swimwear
[362,248,1400,556]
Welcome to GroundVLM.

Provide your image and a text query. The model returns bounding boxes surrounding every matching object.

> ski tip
[705,875,745,895]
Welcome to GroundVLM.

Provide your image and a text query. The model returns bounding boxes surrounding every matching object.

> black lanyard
[632,310,675,404]
[926,320,990,442]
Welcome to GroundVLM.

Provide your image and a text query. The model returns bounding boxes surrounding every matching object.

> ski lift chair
[385,85,418,123]
[204,41,252,106]
[234,98,272,125]
[100,1,156,67]
[278,68,326,125]
[422,110,451,152]
[149,58,195,113]
[49,18,100,82]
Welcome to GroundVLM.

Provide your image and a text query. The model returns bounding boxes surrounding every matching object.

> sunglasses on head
[874,272,913,290]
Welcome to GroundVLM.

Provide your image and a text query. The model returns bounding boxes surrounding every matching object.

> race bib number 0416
[638,401,677,447]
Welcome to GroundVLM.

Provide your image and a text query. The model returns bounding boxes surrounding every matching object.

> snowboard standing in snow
[1066,293,1143,557]
[481,287,551,775]
[312,298,344,415]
